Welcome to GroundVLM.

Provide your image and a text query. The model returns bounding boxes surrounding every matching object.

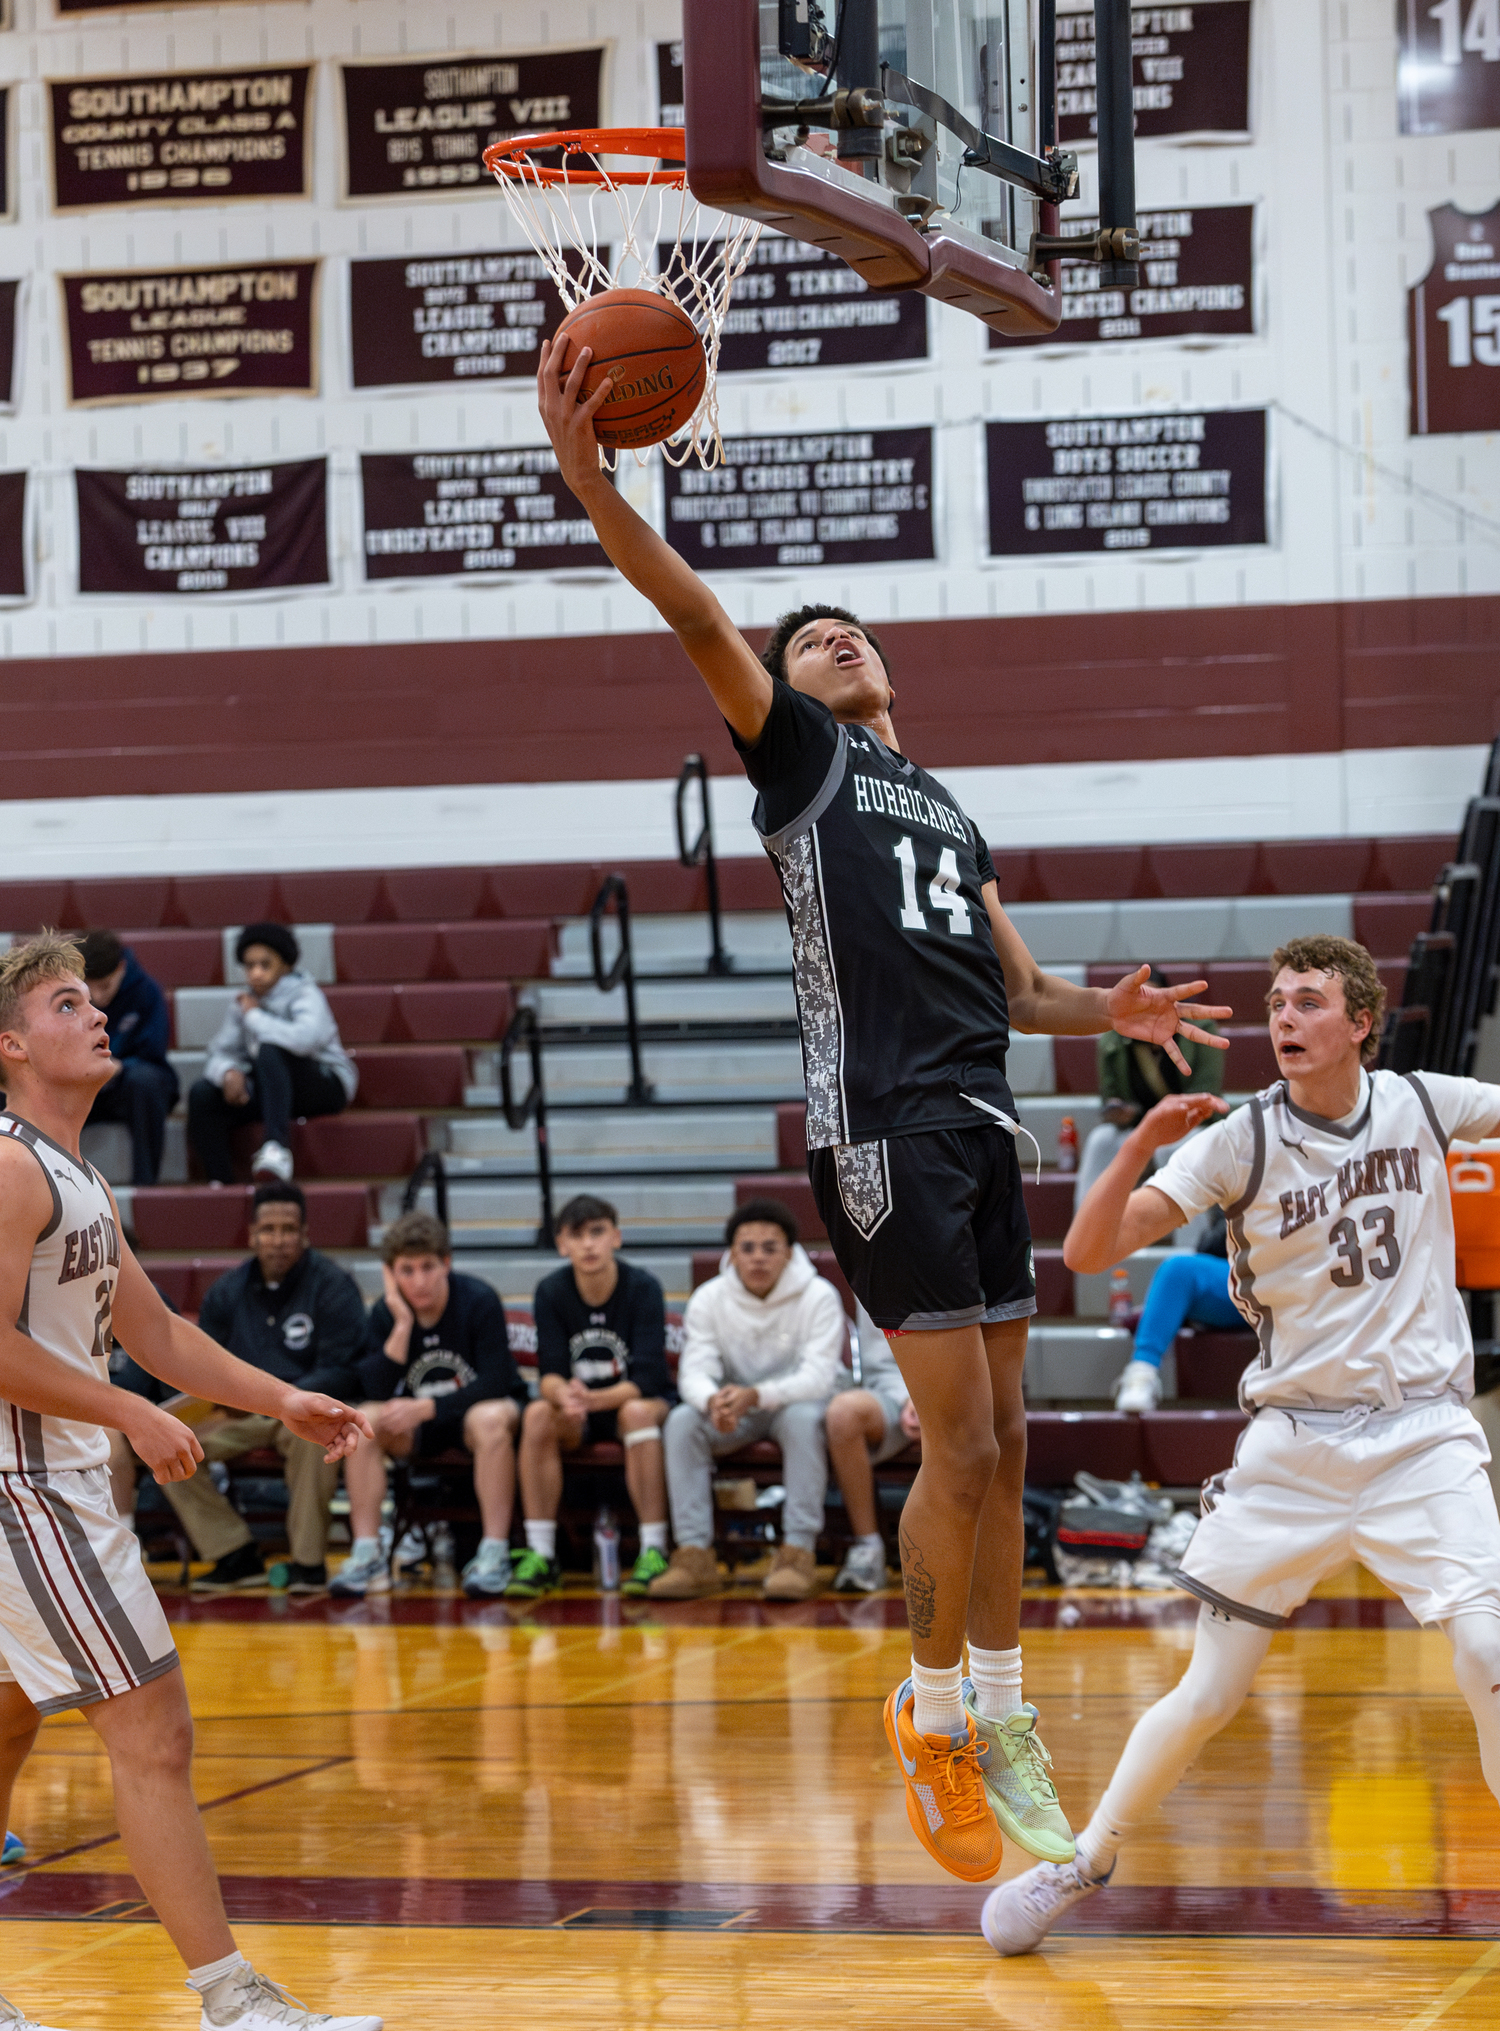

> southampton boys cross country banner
[50,66,312,209]
[61,261,318,403]
[75,461,329,596]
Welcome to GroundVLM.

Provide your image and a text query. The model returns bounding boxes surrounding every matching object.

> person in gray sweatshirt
[188,922,357,1184]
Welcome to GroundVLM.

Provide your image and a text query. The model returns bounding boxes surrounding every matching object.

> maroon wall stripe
[2,593,1495,802]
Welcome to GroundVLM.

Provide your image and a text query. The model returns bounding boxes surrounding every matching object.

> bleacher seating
[6,829,1446,1555]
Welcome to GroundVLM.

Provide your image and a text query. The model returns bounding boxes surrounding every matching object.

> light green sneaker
[621,1546,670,1597]
[962,1684,1076,1863]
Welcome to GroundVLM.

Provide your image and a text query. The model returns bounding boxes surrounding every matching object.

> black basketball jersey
[734,684,1014,1150]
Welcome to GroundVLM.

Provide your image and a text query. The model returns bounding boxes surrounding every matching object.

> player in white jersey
[0,935,381,2031]
[982,933,1500,1956]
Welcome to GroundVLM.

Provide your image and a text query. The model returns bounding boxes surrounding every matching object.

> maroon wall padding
[123,929,223,990]
[322,985,399,1046]
[132,1183,373,1251]
[1053,1036,1100,1095]
[277,870,394,924]
[1025,1175,1077,1239]
[75,878,177,929]
[1140,1410,1249,1485]
[145,1256,243,1310]
[336,925,441,983]
[1024,1412,1146,1485]
[1,593,1493,800]
[1222,1028,1280,1090]
[1174,1330,1257,1400]
[291,1113,425,1179]
[169,875,284,929]
[1354,894,1433,955]
[349,1046,467,1109]
[383,867,493,923]
[1028,847,1148,903]
[1147,844,1262,900]
[776,1102,808,1171]
[439,921,557,980]
[393,981,514,1042]
[1256,838,1378,894]
[1033,1248,1073,1317]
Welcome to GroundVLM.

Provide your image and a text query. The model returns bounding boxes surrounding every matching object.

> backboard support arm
[1093,0,1140,287]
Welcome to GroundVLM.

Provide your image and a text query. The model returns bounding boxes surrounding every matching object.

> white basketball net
[491,144,761,468]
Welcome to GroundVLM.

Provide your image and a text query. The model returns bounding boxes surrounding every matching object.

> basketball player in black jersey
[539,342,1230,1881]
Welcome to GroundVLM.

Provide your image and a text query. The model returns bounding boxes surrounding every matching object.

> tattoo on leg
[900,1524,937,1642]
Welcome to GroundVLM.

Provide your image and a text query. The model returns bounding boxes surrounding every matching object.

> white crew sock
[185,1950,248,1997]
[638,1522,669,1553]
[477,1536,508,1556]
[910,1656,965,1736]
[524,1520,557,1560]
[967,1641,1023,1720]
[854,1531,885,1558]
[350,1536,380,1560]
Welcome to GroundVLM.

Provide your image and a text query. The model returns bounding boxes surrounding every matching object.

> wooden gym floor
[2,1566,1498,2029]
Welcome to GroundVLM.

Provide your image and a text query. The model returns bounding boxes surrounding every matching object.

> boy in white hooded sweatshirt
[651,1198,848,1601]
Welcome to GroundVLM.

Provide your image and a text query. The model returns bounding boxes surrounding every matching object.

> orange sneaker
[883,1677,1006,1882]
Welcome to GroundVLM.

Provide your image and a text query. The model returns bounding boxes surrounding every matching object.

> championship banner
[692,230,928,373]
[50,66,312,210]
[61,261,318,404]
[75,460,328,596]
[361,447,613,580]
[1410,202,1500,437]
[987,410,1267,555]
[663,427,934,572]
[0,91,10,224]
[1399,0,1500,135]
[349,252,582,389]
[0,472,28,602]
[993,205,1254,348]
[0,282,21,411]
[340,48,604,200]
[1056,0,1251,141]
[657,41,684,126]
[56,0,256,13]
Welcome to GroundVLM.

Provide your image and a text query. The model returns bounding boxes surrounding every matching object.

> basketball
[551,287,707,449]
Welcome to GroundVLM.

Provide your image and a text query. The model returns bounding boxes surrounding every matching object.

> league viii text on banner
[61,262,318,404]
[1399,0,1500,136]
[349,252,583,390]
[682,230,927,374]
[663,428,933,573]
[987,410,1268,556]
[339,48,603,201]
[50,66,312,210]
[360,448,612,581]
[1056,0,1251,141]
[1410,202,1500,438]
[993,206,1253,349]
[75,461,328,597]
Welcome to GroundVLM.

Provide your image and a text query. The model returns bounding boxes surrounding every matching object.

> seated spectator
[650,1199,845,1604]
[107,1285,178,1528]
[188,922,355,1184]
[162,1182,366,1591]
[332,1212,528,1600]
[826,1302,921,1593]
[1113,1200,1239,1413]
[1074,977,1222,1210]
[80,928,179,1185]
[511,1195,672,1601]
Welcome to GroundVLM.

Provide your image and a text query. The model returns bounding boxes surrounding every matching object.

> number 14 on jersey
[894,836,972,936]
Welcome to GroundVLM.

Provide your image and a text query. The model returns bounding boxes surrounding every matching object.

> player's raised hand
[536,335,613,494]
[280,1393,375,1464]
[1106,965,1233,1075]
[1134,1090,1230,1151]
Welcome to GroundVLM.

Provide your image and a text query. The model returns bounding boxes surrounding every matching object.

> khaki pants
[163,1414,337,1567]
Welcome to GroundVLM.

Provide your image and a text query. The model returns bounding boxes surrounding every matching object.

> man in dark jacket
[167,1181,366,1592]
[81,928,180,1185]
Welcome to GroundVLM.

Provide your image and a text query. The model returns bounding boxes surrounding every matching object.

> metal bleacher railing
[499,1003,556,1246]
[1380,737,1500,1078]
[675,752,733,977]
[590,873,655,1107]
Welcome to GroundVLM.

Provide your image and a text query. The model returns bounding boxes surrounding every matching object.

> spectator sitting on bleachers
[511,1195,672,1601]
[1074,976,1222,1210]
[106,1284,178,1530]
[1112,1200,1238,1413]
[161,1182,367,1592]
[826,1302,921,1594]
[80,928,179,1185]
[331,1211,528,1600]
[650,1199,846,1604]
[188,921,355,1185]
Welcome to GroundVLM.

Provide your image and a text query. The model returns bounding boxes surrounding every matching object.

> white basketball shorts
[0,1467,178,1714]
[1176,1397,1500,1630]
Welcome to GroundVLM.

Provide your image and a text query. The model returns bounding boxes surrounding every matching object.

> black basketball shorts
[808,1122,1036,1334]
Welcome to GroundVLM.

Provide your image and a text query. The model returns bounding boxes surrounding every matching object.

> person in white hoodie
[188,923,357,1185]
[650,1198,848,1601]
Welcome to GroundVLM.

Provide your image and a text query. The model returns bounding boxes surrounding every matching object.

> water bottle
[431,1523,456,1589]
[1108,1264,1134,1328]
[1056,1116,1078,1174]
[593,1505,620,1592]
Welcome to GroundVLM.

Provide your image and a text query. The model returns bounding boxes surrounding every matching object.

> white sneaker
[0,1993,80,2030]
[980,1855,1112,1956]
[198,1967,381,2031]
[249,1141,294,1183]
[1113,1360,1162,1414]
[328,1543,391,1598]
[831,1539,887,1593]
[462,1540,512,1598]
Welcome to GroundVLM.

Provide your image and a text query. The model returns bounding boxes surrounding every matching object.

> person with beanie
[187,923,356,1184]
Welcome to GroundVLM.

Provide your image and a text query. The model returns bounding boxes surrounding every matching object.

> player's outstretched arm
[111,1237,373,1466]
[1063,1093,1227,1273]
[537,336,775,742]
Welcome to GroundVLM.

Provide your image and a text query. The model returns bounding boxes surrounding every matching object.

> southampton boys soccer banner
[1410,202,1500,435]
[360,448,613,579]
[340,49,604,200]
[987,410,1268,555]
[50,66,312,209]
[1056,0,1251,140]
[349,252,581,388]
[993,206,1254,348]
[61,261,318,403]
[75,461,328,596]
[663,428,934,572]
[1399,0,1500,135]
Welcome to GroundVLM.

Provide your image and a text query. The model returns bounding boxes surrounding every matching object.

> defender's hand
[281,1393,374,1463]
[536,336,614,496]
[1107,965,1233,1075]
[1135,1091,1230,1152]
[127,1402,205,1485]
